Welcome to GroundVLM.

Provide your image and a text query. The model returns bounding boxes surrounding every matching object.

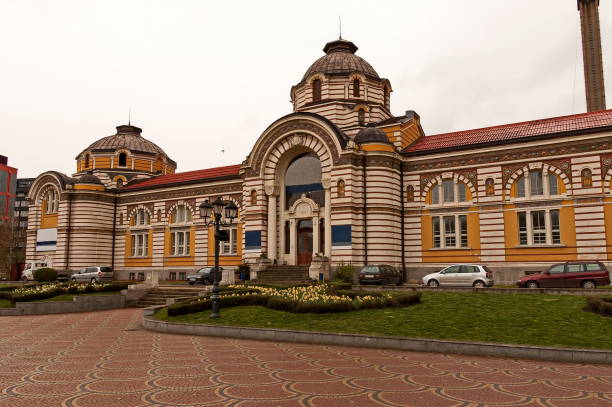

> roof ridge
[429,109,612,138]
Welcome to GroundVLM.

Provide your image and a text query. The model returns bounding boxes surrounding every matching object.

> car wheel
[526,281,539,289]
[91,278,96,284]
[71,278,77,282]
[427,279,439,287]
[188,281,194,285]
[473,280,485,288]
[581,280,596,290]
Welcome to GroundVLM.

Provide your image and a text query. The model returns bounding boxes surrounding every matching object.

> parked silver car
[422,264,494,287]
[70,266,114,283]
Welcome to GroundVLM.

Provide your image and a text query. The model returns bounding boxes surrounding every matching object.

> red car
[517,261,610,289]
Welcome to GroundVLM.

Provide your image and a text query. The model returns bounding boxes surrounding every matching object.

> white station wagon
[70,266,114,283]
[422,264,495,288]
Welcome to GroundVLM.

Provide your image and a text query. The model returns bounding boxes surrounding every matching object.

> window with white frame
[172,205,192,224]
[515,170,559,198]
[432,214,468,248]
[131,232,149,257]
[134,209,150,226]
[430,180,468,205]
[170,230,191,256]
[43,188,59,214]
[221,227,238,255]
[517,209,560,246]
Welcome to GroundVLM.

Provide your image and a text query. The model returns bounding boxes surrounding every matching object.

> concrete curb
[354,285,612,296]
[141,312,611,365]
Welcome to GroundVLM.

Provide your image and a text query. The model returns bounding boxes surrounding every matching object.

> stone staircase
[135,287,204,308]
[253,266,310,285]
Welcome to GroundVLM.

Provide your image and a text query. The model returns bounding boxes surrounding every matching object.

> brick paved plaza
[0,309,610,407]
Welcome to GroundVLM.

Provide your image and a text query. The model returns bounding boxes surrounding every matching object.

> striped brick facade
[24,37,612,284]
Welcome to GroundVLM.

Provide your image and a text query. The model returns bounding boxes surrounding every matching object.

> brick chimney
[578,0,606,112]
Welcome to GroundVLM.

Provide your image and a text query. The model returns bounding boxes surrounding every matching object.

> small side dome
[354,127,391,144]
[77,172,103,185]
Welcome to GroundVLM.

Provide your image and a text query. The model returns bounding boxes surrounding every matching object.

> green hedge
[333,265,356,284]
[585,297,612,317]
[33,268,57,282]
[166,291,422,317]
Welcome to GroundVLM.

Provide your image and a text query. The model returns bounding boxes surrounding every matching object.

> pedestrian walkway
[0,309,609,406]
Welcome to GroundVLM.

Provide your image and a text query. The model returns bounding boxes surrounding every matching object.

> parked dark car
[517,261,610,289]
[187,267,223,285]
[358,265,402,285]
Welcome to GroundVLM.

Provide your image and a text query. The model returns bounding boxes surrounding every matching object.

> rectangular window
[169,272,177,280]
[517,176,525,198]
[431,185,439,204]
[518,212,528,245]
[530,171,543,196]
[221,227,238,255]
[548,174,558,195]
[531,211,546,244]
[459,215,468,247]
[138,272,145,281]
[443,180,454,202]
[432,217,441,248]
[550,209,560,244]
[179,272,186,280]
[171,230,190,256]
[443,216,456,247]
[131,232,148,257]
[129,272,135,281]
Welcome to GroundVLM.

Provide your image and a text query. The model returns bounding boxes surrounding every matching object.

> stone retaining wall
[354,285,612,296]
[0,294,126,316]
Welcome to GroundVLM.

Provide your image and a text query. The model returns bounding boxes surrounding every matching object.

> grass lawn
[0,299,13,308]
[155,292,612,350]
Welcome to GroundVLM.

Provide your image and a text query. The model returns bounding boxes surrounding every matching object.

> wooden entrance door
[297,220,313,265]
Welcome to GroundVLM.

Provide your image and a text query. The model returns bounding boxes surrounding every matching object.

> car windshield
[361,266,380,274]
[100,267,113,273]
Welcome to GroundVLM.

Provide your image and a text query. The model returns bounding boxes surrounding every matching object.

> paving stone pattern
[0,309,610,407]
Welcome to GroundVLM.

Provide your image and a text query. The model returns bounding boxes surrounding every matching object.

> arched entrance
[297,219,313,265]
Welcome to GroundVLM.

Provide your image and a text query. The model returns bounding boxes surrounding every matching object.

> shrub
[10,282,128,303]
[333,265,356,284]
[584,297,612,317]
[33,268,57,282]
[167,294,268,316]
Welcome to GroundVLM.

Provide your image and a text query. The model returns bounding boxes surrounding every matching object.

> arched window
[118,152,127,167]
[157,209,162,222]
[84,153,90,169]
[485,178,495,196]
[430,180,468,204]
[406,185,415,202]
[250,190,257,205]
[133,209,150,226]
[171,205,192,224]
[515,171,559,198]
[353,78,360,97]
[312,79,321,102]
[43,188,59,214]
[119,213,123,225]
[581,168,592,188]
[285,153,323,208]
[358,109,365,126]
[337,180,346,198]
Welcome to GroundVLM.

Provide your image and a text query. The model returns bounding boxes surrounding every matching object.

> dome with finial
[78,124,169,158]
[301,38,380,82]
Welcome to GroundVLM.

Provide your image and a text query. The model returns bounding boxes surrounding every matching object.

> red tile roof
[122,164,241,191]
[402,109,612,155]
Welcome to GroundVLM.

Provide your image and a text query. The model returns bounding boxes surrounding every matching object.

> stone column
[322,177,332,257]
[312,216,320,255]
[289,218,297,265]
[265,182,278,262]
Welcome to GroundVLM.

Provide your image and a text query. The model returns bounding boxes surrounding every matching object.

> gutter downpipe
[362,155,368,265]
[111,194,117,270]
[400,161,406,282]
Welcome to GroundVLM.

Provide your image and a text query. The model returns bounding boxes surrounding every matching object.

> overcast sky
[2,0,611,178]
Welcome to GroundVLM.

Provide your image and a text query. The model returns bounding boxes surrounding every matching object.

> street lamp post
[199,197,238,319]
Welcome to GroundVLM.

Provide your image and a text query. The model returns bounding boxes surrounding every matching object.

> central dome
[80,125,168,157]
[301,38,379,82]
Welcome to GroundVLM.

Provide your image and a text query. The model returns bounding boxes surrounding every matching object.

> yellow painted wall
[124,230,153,267]
[421,209,481,263]
[604,197,612,260]
[40,213,58,229]
[504,201,577,262]
[361,143,395,152]
[163,226,196,267]
[206,224,243,267]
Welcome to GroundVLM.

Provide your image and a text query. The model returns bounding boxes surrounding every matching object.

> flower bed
[166,284,421,317]
[10,282,128,303]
